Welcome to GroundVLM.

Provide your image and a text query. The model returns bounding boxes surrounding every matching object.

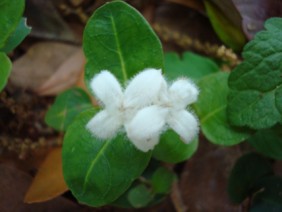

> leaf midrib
[110,15,128,82]
[82,141,111,194]
[200,105,226,124]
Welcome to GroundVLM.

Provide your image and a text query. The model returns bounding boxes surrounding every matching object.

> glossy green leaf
[194,72,250,145]
[251,176,282,211]
[227,153,273,204]
[1,18,31,53]
[0,0,25,49]
[0,53,12,91]
[62,109,152,207]
[248,126,282,160]
[112,160,166,209]
[228,18,282,129]
[164,51,219,81]
[83,1,163,85]
[153,130,198,163]
[204,0,246,51]
[45,88,92,131]
[128,184,153,208]
[152,167,176,194]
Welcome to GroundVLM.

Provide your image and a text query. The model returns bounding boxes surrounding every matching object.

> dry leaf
[38,48,85,96]
[10,42,79,90]
[166,0,205,13]
[0,163,79,212]
[24,147,68,203]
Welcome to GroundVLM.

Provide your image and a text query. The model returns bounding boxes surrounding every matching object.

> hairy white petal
[167,110,199,144]
[124,68,167,108]
[86,110,123,140]
[126,105,168,152]
[169,79,199,109]
[90,70,123,108]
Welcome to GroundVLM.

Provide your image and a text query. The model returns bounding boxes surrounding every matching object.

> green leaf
[0,0,25,49]
[228,18,282,129]
[204,0,246,51]
[0,53,12,91]
[151,167,176,194]
[1,18,31,53]
[227,153,273,204]
[194,72,250,145]
[62,109,152,207]
[164,51,219,81]
[45,88,92,131]
[83,1,163,85]
[128,184,153,208]
[251,176,282,211]
[153,130,198,163]
[248,126,282,160]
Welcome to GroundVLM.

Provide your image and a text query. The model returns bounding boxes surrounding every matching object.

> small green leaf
[204,0,246,51]
[128,184,153,208]
[228,18,282,129]
[164,51,219,81]
[194,72,250,145]
[248,126,282,160]
[0,0,25,48]
[153,130,198,163]
[251,176,282,211]
[227,153,273,204]
[62,109,152,207]
[45,88,92,131]
[151,167,176,194]
[1,18,31,53]
[0,53,12,91]
[83,1,163,85]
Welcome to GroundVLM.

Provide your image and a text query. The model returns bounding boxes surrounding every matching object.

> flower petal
[167,110,199,144]
[169,78,199,109]
[124,68,167,109]
[90,70,123,108]
[86,110,123,140]
[126,105,168,152]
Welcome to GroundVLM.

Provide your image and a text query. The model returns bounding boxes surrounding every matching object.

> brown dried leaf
[10,42,79,90]
[38,48,85,96]
[0,163,79,212]
[166,0,205,13]
[24,147,68,203]
[180,138,241,211]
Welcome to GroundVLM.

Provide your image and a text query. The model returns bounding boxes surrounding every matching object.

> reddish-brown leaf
[24,147,68,203]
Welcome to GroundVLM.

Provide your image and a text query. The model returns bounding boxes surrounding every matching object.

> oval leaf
[164,51,219,81]
[128,184,153,208]
[83,1,163,84]
[62,109,152,207]
[194,72,250,145]
[151,167,176,194]
[228,18,282,129]
[0,0,25,48]
[247,126,282,160]
[24,147,68,203]
[0,53,12,91]
[1,18,31,53]
[45,88,92,131]
[227,152,273,204]
[251,176,282,211]
[204,0,246,51]
[153,130,198,163]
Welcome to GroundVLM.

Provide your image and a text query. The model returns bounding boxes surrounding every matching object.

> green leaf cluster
[228,153,282,210]
[0,0,30,92]
[61,1,181,208]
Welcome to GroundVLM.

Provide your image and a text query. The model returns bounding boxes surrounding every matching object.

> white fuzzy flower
[86,68,166,140]
[126,78,199,152]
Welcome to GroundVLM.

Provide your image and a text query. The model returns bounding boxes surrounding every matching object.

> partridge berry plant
[44,0,282,210]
